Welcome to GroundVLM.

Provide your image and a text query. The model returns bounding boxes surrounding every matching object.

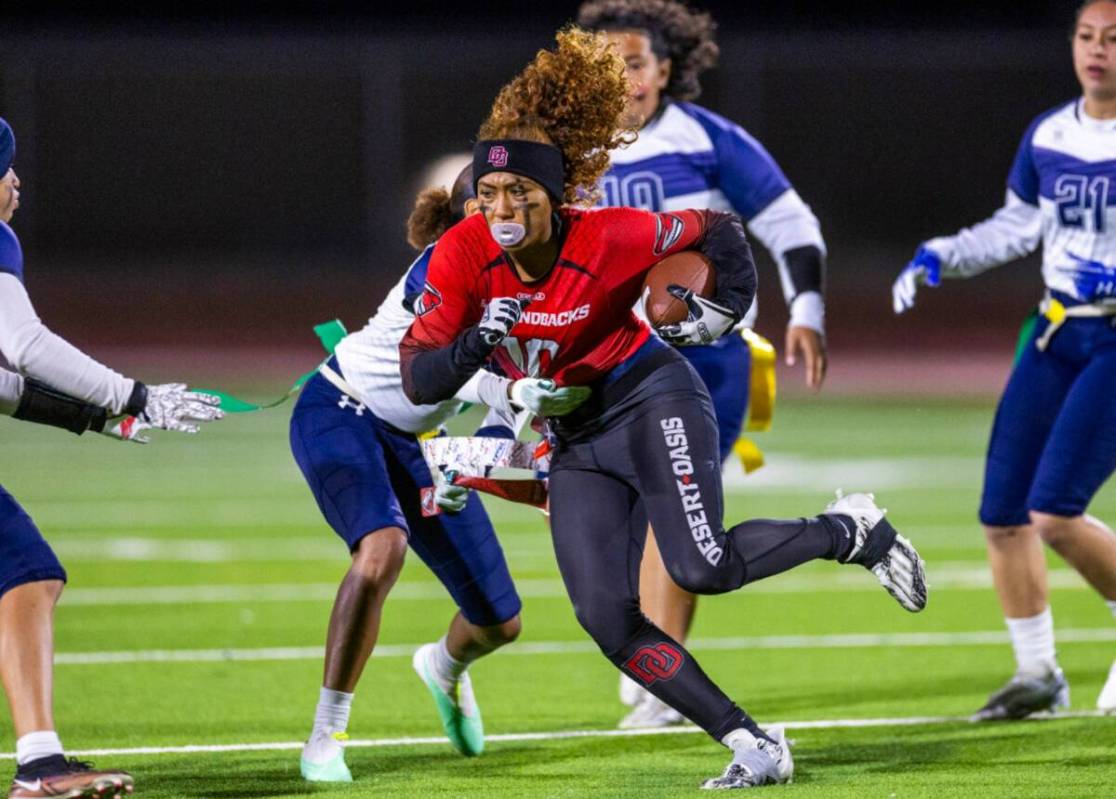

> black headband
[473,139,565,202]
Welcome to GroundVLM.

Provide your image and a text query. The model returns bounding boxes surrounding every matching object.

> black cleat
[972,667,1070,721]
[9,755,133,798]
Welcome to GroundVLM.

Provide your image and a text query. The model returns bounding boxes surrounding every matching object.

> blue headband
[0,119,14,176]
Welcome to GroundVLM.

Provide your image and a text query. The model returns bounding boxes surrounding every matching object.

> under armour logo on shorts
[487,145,509,168]
[624,642,685,686]
[338,394,366,416]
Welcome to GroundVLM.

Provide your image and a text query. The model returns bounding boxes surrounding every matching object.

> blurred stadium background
[0,1,1081,393]
[3,3,1115,796]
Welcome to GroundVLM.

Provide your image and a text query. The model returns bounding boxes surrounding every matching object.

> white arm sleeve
[455,368,513,415]
[746,189,827,305]
[0,367,23,415]
[925,190,1043,278]
[0,273,135,414]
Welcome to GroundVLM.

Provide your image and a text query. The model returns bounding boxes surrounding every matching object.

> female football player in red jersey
[400,28,928,789]
[578,0,833,730]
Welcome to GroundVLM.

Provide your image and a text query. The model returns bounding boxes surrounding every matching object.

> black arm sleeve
[399,325,496,406]
[783,244,826,298]
[695,211,757,321]
[13,378,109,435]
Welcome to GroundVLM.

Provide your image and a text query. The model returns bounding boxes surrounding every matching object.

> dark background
[0,2,1082,359]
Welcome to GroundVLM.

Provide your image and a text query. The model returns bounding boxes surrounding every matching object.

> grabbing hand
[140,383,224,434]
[509,378,592,416]
[655,285,738,346]
[478,297,529,347]
[892,246,941,314]
[434,469,469,513]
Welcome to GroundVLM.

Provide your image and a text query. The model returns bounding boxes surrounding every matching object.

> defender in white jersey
[290,168,588,781]
[578,0,830,729]
[893,0,1116,719]
[0,118,221,799]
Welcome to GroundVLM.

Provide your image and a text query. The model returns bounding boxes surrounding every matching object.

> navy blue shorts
[0,484,67,598]
[980,308,1116,526]
[289,363,521,626]
[679,333,751,463]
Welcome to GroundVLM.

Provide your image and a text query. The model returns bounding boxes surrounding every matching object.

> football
[642,250,717,327]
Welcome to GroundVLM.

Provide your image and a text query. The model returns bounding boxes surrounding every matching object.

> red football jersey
[400,206,710,385]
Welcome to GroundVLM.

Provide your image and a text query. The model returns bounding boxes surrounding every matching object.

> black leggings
[549,354,850,741]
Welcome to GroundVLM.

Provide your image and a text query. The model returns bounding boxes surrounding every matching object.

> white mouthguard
[490,222,526,247]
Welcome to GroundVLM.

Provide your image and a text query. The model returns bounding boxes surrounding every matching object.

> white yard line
[0,710,1106,760]
[54,627,1116,665]
[58,566,1091,606]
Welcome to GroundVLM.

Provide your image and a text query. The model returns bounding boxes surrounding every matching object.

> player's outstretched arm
[0,273,222,438]
[892,192,1041,314]
[0,373,215,444]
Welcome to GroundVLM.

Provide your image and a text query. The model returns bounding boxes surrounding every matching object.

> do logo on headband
[487,145,509,168]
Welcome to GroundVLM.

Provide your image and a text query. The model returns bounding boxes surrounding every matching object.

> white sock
[1005,607,1058,676]
[1107,599,1116,622]
[721,728,759,750]
[311,686,353,738]
[428,637,468,695]
[16,731,63,766]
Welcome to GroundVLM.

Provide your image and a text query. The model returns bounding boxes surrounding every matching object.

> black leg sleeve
[622,372,853,594]
[548,462,768,743]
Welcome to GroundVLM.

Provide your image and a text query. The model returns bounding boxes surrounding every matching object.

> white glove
[478,297,528,347]
[434,469,469,513]
[892,246,941,314]
[655,285,738,346]
[509,378,592,416]
[100,415,155,444]
[140,383,224,434]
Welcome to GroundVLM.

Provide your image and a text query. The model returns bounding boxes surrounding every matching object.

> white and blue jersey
[927,99,1116,303]
[333,245,461,433]
[0,222,68,597]
[926,99,1116,525]
[0,221,25,408]
[603,100,827,330]
[0,219,23,282]
[289,240,521,625]
[601,101,827,461]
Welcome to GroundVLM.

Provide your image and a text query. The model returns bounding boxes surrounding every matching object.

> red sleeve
[600,207,756,321]
[602,208,711,284]
[399,227,498,405]
[402,232,481,351]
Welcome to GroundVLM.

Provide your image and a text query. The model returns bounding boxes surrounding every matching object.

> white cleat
[702,726,793,790]
[619,673,643,708]
[300,730,352,782]
[824,490,928,613]
[618,693,687,729]
[1098,659,1116,714]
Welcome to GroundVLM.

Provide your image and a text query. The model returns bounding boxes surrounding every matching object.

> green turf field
[1,396,1114,797]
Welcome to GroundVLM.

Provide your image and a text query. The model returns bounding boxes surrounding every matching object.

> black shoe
[9,754,133,798]
[972,667,1070,721]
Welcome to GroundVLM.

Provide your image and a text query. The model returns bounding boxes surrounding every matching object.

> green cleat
[300,732,353,782]
[412,642,485,756]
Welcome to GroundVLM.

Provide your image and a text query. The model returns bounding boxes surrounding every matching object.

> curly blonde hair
[577,0,719,102]
[478,26,635,205]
